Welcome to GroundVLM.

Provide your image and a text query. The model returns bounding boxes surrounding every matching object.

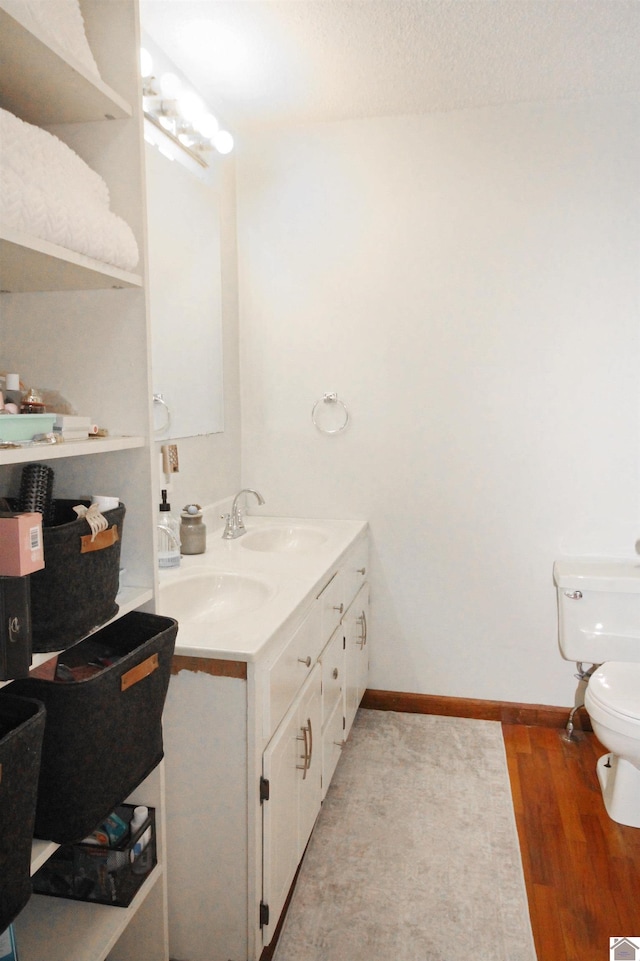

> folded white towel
[1,107,108,207]
[0,108,139,271]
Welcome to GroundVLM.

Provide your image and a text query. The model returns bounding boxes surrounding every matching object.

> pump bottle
[158,490,180,568]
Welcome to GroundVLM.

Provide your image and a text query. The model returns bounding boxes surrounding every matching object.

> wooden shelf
[0,229,143,293]
[0,435,146,466]
[14,866,163,961]
[30,839,59,876]
[0,4,132,125]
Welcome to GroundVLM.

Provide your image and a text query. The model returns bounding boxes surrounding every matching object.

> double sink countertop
[157,514,368,663]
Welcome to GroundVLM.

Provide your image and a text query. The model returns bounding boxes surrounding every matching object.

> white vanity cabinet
[162,525,369,961]
[0,1,166,958]
[260,533,369,951]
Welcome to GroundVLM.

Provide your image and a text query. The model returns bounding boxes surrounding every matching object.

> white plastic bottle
[158,490,180,568]
[130,805,153,875]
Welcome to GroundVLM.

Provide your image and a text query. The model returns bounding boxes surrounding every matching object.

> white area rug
[273,709,537,961]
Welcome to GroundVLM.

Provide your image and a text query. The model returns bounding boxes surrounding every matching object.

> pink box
[0,512,45,576]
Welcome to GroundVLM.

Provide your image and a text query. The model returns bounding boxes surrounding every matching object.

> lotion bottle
[130,805,153,875]
[158,490,180,568]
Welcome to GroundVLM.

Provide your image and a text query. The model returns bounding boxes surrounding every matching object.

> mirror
[142,32,224,440]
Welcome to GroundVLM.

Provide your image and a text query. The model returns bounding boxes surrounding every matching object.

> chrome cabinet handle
[298,656,312,667]
[357,567,366,575]
[564,590,583,600]
[357,610,367,648]
[296,718,313,779]
[332,667,339,680]
[333,603,344,614]
[296,722,310,778]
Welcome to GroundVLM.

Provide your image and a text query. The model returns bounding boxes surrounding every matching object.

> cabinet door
[297,665,322,850]
[320,627,345,799]
[322,694,345,799]
[262,665,322,945]
[344,583,370,737]
[320,627,343,727]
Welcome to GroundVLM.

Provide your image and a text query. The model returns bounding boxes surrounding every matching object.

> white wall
[235,97,640,707]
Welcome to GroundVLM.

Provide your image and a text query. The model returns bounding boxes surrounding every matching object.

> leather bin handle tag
[80,525,119,554]
[121,653,159,692]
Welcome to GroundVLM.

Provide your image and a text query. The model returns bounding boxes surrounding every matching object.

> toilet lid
[588,662,640,720]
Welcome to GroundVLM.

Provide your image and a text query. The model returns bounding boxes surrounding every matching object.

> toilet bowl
[554,559,640,829]
[584,662,640,828]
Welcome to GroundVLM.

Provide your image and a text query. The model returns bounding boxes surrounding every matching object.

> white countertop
[157,515,367,663]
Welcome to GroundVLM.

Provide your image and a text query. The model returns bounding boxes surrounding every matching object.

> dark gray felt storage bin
[0,694,46,932]
[29,499,125,653]
[6,611,177,844]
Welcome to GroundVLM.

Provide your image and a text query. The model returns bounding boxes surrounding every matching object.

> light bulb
[178,90,206,125]
[140,47,153,78]
[160,72,182,99]
[196,112,219,139]
[214,130,234,155]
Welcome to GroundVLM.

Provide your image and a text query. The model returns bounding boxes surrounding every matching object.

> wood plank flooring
[503,724,640,961]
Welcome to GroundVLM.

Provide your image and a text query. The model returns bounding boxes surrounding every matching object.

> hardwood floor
[503,724,640,961]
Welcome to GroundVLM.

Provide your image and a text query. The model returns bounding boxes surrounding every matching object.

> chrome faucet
[222,488,265,539]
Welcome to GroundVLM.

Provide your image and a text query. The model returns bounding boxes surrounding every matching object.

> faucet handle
[231,502,246,533]
[220,512,233,538]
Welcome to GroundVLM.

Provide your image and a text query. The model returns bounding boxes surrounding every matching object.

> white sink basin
[159,571,273,623]
[241,526,329,554]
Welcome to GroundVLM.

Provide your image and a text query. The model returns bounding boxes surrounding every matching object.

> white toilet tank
[554,560,640,664]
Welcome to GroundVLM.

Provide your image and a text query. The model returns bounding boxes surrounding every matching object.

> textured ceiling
[140,0,640,133]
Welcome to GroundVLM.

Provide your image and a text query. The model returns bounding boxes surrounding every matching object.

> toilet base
[596,753,640,829]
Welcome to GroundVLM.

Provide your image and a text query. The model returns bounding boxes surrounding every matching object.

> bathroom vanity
[158,515,369,961]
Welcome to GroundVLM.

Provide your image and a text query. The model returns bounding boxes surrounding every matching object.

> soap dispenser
[180,504,206,555]
[158,490,180,568]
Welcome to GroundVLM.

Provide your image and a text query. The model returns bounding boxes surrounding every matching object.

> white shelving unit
[0,3,131,124]
[0,1,167,958]
[0,436,146,467]
[0,228,143,293]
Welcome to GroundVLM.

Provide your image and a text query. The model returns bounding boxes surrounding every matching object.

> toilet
[554,560,640,829]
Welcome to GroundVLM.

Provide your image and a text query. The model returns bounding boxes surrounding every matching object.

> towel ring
[153,393,171,434]
[311,393,349,435]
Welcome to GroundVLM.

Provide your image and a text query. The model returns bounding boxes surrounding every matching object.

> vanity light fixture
[140,47,234,166]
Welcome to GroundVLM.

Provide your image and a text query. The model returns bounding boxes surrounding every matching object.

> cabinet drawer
[318,570,344,641]
[320,628,343,725]
[265,603,322,737]
[342,538,369,613]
